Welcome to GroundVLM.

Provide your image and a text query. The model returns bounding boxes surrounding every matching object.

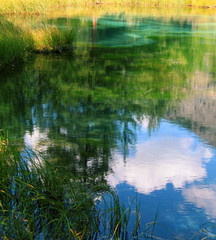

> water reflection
[183,185,216,220]
[108,121,214,195]
[167,71,216,147]
[1,12,216,238]
[51,14,216,48]
[24,127,49,152]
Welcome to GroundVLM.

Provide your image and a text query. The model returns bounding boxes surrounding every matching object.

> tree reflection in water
[1,13,216,238]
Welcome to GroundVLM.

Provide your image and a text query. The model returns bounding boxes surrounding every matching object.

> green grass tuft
[0,17,76,68]
[0,130,147,239]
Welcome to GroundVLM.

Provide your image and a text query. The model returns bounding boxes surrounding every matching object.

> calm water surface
[1,10,216,238]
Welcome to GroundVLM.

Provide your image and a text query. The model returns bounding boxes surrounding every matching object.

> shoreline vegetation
[0,0,216,69]
[0,0,216,15]
[0,17,76,68]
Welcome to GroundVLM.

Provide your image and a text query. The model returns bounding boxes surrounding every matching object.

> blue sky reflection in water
[1,11,216,238]
[72,14,216,237]
[108,119,216,238]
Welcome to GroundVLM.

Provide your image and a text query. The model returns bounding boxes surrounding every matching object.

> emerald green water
[1,11,216,238]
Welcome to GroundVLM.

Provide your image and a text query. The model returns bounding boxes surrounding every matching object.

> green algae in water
[65,15,216,47]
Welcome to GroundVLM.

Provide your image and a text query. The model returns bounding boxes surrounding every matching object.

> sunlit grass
[0,17,76,68]
[0,0,216,15]
[0,17,33,68]
[29,24,76,52]
[0,0,68,15]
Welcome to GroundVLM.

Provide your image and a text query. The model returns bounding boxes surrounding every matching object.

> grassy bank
[0,0,216,15]
[0,17,76,68]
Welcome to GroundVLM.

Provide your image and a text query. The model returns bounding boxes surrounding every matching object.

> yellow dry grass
[0,0,216,15]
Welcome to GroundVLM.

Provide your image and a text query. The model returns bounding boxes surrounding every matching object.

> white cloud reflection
[108,125,213,195]
[24,127,49,152]
[183,185,216,220]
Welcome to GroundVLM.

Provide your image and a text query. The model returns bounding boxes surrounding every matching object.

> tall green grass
[0,17,76,68]
[32,24,76,52]
[1,130,156,239]
[0,131,92,239]
[0,17,33,68]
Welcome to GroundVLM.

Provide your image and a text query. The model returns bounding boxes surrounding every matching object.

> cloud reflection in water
[108,121,213,195]
[183,185,216,220]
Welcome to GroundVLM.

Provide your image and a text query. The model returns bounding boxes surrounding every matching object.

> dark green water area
[1,11,216,238]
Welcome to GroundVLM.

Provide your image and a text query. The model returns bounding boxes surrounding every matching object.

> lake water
[1,9,216,239]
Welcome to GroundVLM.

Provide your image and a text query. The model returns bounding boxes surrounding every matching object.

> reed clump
[31,25,76,52]
[0,131,98,239]
[0,131,153,239]
[0,17,76,68]
[0,17,33,68]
